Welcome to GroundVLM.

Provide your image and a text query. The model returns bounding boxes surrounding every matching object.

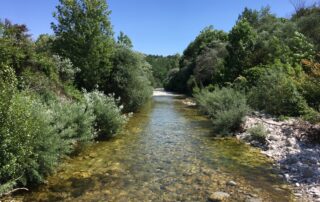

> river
[17,90,294,201]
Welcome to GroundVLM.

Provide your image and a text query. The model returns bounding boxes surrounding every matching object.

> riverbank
[236,113,320,201]
[177,96,320,201]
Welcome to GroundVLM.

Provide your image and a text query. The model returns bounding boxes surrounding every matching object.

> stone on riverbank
[237,112,320,201]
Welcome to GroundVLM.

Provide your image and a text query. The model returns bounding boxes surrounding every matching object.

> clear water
[16,93,294,201]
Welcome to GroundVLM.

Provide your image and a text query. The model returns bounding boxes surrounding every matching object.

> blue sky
[0,0,317,55]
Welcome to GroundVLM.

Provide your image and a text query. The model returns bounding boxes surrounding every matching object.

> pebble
[226,180,237,186]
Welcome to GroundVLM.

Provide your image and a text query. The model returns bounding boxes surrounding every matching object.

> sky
[0,0,317,55]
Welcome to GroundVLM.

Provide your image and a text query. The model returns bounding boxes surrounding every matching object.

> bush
[50,100,96,153]
[248,69,309,116]
[194,87,249,135]
[84,90,127,139]
[300,77,320,111]
[0,93,61,193]
[0,66,96,194]
[52,55,80,83]
[0,91,100,195]
[247,123,268,144]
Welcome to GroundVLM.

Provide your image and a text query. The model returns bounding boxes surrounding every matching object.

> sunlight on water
[16,92,294,201]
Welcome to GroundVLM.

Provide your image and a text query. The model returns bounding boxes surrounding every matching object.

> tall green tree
[109,47,153,112]
[51,0,115,91]
[225,19,257,81]
[117,31,133,48]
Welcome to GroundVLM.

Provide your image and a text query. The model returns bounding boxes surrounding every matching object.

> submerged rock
[208,192,230,201]
[226,180,237,186]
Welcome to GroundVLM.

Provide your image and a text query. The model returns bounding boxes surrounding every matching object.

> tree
[146,54,180,87]
[238,7,259,27]
[292,5,320,51]
[0,19,33,74]
[225,19,257,81]
[194,43,227,87]
[108,47,153,112]
[35,34,55,54]
[290,0,306,12]
[166,27,228,93]
[51,0,115,91]
[117,31,133,48]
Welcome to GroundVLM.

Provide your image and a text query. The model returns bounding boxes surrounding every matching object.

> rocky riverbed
[237,113,320,201]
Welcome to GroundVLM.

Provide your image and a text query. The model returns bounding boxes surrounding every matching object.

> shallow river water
[17,91,295,201]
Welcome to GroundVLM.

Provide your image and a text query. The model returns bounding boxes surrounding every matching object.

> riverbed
[15,90,295,201]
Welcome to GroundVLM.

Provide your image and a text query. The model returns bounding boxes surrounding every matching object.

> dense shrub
[194,87,249,135]
[84,90,127,139]
[0,66,96,194]
[52,55,80,83]
[248,69,309,116]
[300,78,320,111]
[0,64,17,113]
[109,47,153,112]
[50,100,96,153]
[0,93,61,193]
[0,91,99,194]
[247,123,268,144]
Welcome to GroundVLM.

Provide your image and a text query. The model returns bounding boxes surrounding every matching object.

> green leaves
[84,90,127,139]
[109,47,153,112]
[194,87,249,135]
[225,19,257,81]
[52,0,115,91]
[117,31,133,48]
[248,68,309,116]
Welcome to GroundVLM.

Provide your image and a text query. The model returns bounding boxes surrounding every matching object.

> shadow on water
[15,92,295,201]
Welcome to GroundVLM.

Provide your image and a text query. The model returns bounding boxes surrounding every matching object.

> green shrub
[63,84,84,101]
[84,90,127,139]
[0,93,61,193]
[300,77,320,111]
[248,69,309,116]
[302,108,320,124]
[52,55,80,83]
[247,123,268,144]
[194,87,249,135]
[50,100,96,153]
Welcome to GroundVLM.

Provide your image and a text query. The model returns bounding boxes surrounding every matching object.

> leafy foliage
[194,87,249,135]
[165,27,228,93]
[84,90,127,139]
[52,0,114,91]
[108,47,153,112]
[225,19,257,81]
[0,0,152,194]
[117,31,133,48]
[248,68,309,116]
[146,54,180,87]
[247,123,268,144]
